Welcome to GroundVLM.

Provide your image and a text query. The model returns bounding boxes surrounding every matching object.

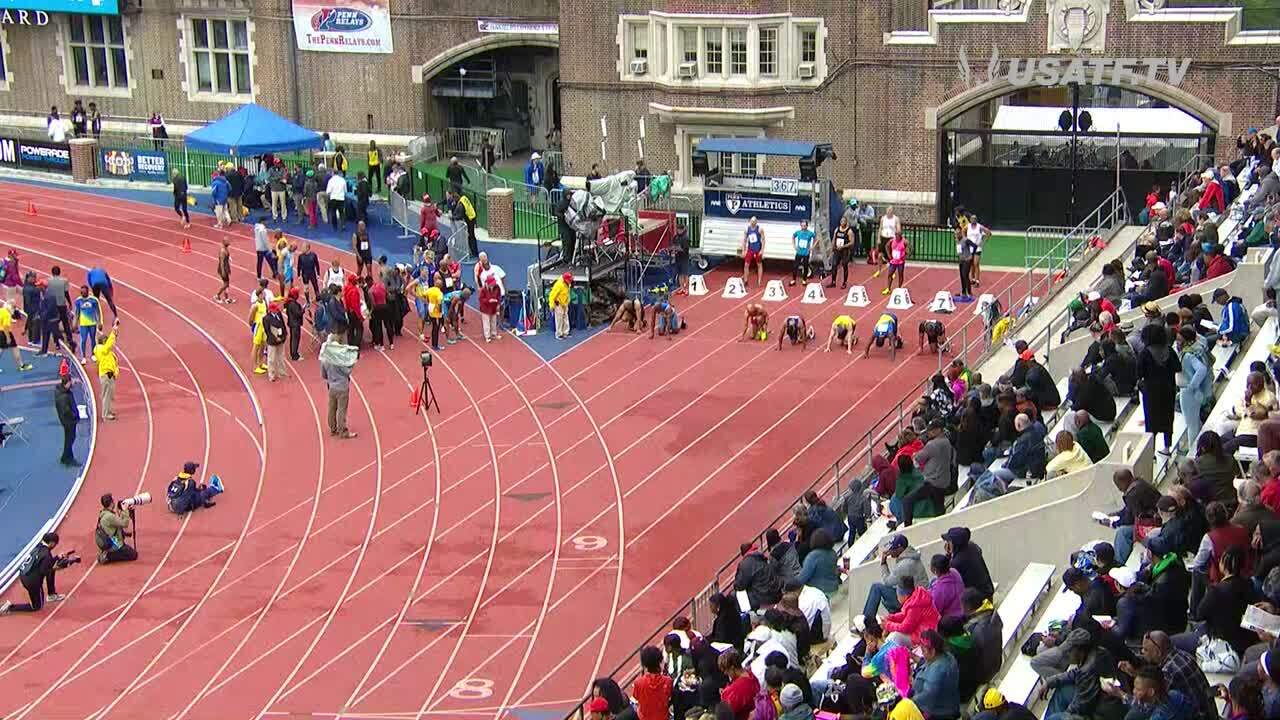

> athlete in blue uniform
[650,298,683,340]
[777,314,814,351]
[741,216,765,288]
[863,312,902,358]
[791,221,815,286]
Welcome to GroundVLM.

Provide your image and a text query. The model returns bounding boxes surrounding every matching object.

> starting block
[762,279,787,302]
[688,274,708,296]
[801,282,826,305]
[973,293,996,317]
[844,285,870,308]
[928,291,955,314]
[722,277,747,299]
[887,287,913,310]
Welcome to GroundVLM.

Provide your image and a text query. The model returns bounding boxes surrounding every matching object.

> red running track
[0,180,1024,720]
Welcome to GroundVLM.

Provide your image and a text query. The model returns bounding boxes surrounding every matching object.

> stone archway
[930,74,1228,133]
[411,34,560,84]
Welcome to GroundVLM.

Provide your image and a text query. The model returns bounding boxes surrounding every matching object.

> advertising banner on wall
[0,0,116,17]
[0,137,71,173]
[292,0,392,53]
[704,189,809,223]
[101,149,167,181]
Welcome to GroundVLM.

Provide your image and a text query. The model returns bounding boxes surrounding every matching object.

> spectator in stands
[884,575,939,647]
[1046,430,1093,479]
[1039,629,1120,720]
[1223,674,1266,720]
[1021,352,1060,411]
[911,628,961,720]
[937,528,992,599]
[1249,163,1279,216]
[1176,547,1258,660]
[891,454,939,524]
[1192,501,1254,601]
[765,528,801,586]
[795,528,839,596]
[1095,262,1125,305]
[1109,664,1195,720]
[1116,631,1216,719]
[901,421,954,527]
[708,592,746,650]
[719,649,759,720]
[1216,288,1252,346]
[1130,256,1171,307]
[1106,469,1163,564]
[745,613,798,682]
[1176,325,1214,445]
[937,615,980,701]
[803,491,847,546]
[1252,288,1278,329]
[973,689,1035,720]
[1223,372,1280,454]
[871,455,898,498]
[1198,170,1227,215]
[1190,431,1241,513]
[778,683,811,720]
[1007,412,1048,479]
[734,542,783,611]
[1137,323,1181,454]
[1145,492,1208,559]
[1206,243,1235,279]
[784,579,831,649]
[954,398,986,468]
[1067,410,1110,463]
[928,554,964,620]
[864,534,927,620]
[1236,479,1277,536]
[753,667,784,720]
[962,587,1003,683]
[1064,563,1117,621]
[631,646,672,720]
[1066,367,1116,423]
[997,340,1032,388]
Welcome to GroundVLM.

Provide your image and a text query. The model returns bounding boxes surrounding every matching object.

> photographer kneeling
[96,493,138,564]
[166,461,220,514]
[0,532,75,614]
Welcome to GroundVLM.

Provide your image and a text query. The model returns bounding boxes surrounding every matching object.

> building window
[758,27,778,76]
[189,18,251,95]
[630,23,648,60]
[704,29,722,75]
[728,28,747,76]
[680,27,697,64]
[800,28,817,64]
[67,14,128,89]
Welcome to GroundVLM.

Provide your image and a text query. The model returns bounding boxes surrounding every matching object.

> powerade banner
[0,137,72,173]
[704,189,809,223]
[292,0,392,53]
[100,149,167,180]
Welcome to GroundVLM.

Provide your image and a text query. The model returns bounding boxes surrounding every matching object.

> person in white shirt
[325,173,347,232]
[877,207,901,279]
[788,579,832,643]
[965,214,990,287]
[324,258,346,291]
[473,251,506,294]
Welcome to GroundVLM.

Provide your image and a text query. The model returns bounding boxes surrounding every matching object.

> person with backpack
[166,461,219,514]
[0,532,70,614]
[96,493,137,564]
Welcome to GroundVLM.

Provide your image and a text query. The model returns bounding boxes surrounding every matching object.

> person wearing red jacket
[342,273,364,348]
[1205,245,1234,279]
[478,274,502,342]
[1197,171,1224,215]
[882,575,940,646]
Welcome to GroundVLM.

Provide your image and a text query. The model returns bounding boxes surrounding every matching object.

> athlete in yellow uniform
[825,315,858,354]
[247,298,268,374]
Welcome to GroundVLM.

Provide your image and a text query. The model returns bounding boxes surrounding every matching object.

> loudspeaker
[692,150,709,177]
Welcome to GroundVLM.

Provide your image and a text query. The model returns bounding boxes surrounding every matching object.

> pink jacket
[883,586,940,646]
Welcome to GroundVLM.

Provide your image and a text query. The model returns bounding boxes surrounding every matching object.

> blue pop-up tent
[184,103,323,156]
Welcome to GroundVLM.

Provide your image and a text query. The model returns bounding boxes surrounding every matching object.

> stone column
[487,187,514,241]
[69,138,99,183]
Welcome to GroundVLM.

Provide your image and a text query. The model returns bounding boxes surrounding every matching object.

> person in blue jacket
[794,527,839,594]
[1213,288,1250,345]
[911,630,961,720]
[86,265,116,318]
[210,171,231,228]
[1175,325,1213,443]
[524,152,545,198]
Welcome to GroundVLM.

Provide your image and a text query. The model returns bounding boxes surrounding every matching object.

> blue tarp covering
[696,137,819,157]
[184,104,324,156]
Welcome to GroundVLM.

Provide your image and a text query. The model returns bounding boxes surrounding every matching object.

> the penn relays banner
[292,0,392,54]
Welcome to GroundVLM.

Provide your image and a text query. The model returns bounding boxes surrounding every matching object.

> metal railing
[443,126,505,160]
[1023,225,1080,270]
[559,186,1134,720]
[1023,187,1130,312]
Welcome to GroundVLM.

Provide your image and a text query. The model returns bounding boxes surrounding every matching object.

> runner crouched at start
[778,314,813,350]
[741,303,769,341]
[649,296,683,340]
[825,315,858,354]
[863,311,902,358]
[917,319,948,356]
[609,298,646,333]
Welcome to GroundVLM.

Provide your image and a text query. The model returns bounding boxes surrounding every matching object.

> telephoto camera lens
[120,492,152,509]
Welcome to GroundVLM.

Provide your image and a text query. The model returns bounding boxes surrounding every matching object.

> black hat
[182,461,200,474]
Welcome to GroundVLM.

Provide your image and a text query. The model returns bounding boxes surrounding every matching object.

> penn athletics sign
[958,46,1191,90]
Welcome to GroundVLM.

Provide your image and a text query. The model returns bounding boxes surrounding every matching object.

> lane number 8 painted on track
[449,678,495,700]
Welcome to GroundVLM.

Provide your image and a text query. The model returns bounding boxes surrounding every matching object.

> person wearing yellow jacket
[93,320,120,420]
[549,272,572,339]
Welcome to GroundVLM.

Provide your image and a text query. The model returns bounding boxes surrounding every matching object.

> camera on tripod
[420,351,432,368]
[414,351,440,415]
[53,550,81,569]
[119,492,151,510]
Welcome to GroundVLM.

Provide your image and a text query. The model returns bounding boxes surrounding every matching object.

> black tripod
[416,367,440,415]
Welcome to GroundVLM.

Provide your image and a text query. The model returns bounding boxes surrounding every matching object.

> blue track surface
[0,344,93,577]
[4,175,608,361]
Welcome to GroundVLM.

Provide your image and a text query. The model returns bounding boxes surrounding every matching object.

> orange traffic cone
[25,200,37,216]
[409,386,421,410]
[181,236,192,254]
[59,357,69,378]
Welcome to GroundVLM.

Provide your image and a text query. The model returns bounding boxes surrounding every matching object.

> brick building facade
[0,0,1276,220]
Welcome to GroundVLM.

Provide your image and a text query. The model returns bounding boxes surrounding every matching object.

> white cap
[450,156,459,163]
[531,152,542,160]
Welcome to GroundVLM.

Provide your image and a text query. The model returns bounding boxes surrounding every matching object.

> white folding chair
[0,415,28,446]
